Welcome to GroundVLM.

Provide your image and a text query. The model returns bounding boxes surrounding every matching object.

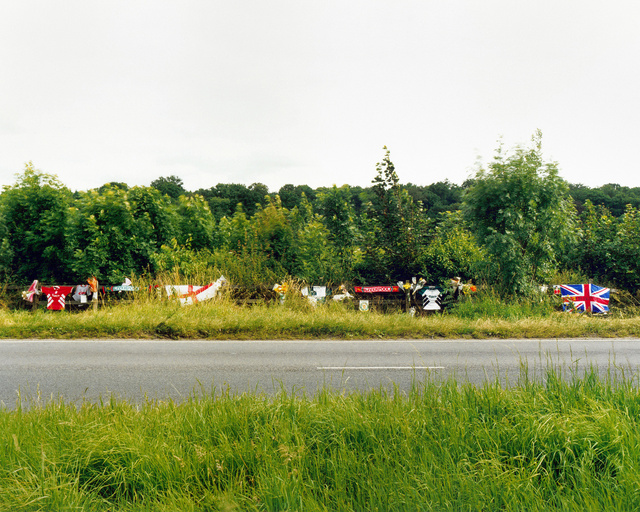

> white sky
[1,1,639,193]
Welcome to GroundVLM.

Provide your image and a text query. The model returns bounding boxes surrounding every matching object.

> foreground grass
[2,367,640,511]
[1,296,640,339]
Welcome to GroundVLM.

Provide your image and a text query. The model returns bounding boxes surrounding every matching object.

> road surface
[1,338,638,408]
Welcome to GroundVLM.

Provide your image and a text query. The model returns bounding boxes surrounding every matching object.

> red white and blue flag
[560,284,610,313]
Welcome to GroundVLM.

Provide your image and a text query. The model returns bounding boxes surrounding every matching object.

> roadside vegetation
[2,364,640,510]
[1,284,640,340]
[3,133,640,302]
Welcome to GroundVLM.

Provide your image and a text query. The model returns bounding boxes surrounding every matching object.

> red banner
[354,286,400,293]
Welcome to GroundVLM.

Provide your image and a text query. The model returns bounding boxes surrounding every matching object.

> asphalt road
[1,338,639,409]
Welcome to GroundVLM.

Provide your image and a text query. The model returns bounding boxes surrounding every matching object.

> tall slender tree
[359,147,427,282]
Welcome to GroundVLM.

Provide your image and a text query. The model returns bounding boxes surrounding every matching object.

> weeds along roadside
[2,363,640,510]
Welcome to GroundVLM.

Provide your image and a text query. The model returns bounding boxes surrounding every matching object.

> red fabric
[25,280,39,302]
[354,286,400,293]
[41,286,74,310]
[178,283,214,304]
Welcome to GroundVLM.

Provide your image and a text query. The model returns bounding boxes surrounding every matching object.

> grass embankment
[1,295,640,339]
[2,367,640,510]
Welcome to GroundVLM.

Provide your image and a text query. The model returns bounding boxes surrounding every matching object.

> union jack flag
[560,284,610,314]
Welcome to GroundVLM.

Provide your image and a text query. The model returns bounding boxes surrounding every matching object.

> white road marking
[317,366,445,370]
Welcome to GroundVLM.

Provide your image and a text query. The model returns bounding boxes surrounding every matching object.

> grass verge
[1,296,640,339]
[2,366,640,510]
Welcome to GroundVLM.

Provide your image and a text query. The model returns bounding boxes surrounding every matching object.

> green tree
[217,204,252,252]
[359,147,427,282]
[216,204,283,286]
[421,210,485,282]
[197,183,270,221]
[405,180,464,218]
[175,194,217,250]
[578,202,640,291]
[612,205,640,290]
[316,184,360,277]
[0,163,73,282]
[70,186,138,281]
[288,194,344,284]
[577,201,617,282]
[463,132,578,295]
[150,175,186,200]
[0,209,13,280]
[295,216,343,284]
[70,185,179,281]
[195,184,247,220]
[251,196,298,277]
[97,182,128,194]
[128,186,178,249]
[278,184,317,210]
[569,183,640,217]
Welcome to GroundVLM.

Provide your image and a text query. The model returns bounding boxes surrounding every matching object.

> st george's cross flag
[165,276,227,306]
[560,284,610,313]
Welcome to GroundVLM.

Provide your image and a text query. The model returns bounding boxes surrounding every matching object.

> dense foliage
[2,137,640,296]
[463,132,578,295]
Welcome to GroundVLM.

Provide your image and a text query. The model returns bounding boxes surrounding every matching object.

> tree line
[2,134,640,296]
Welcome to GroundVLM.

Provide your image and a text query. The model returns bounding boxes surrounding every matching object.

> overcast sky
[1,1,639,193]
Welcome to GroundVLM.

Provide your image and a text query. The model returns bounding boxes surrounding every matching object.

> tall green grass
[2,366,640,510]
[448,287,558,319]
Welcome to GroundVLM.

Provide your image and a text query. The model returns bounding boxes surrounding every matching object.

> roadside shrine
[18,277,459,313]
[20,278,138,311]
[18,277,611,314]
[20,276,230,311]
